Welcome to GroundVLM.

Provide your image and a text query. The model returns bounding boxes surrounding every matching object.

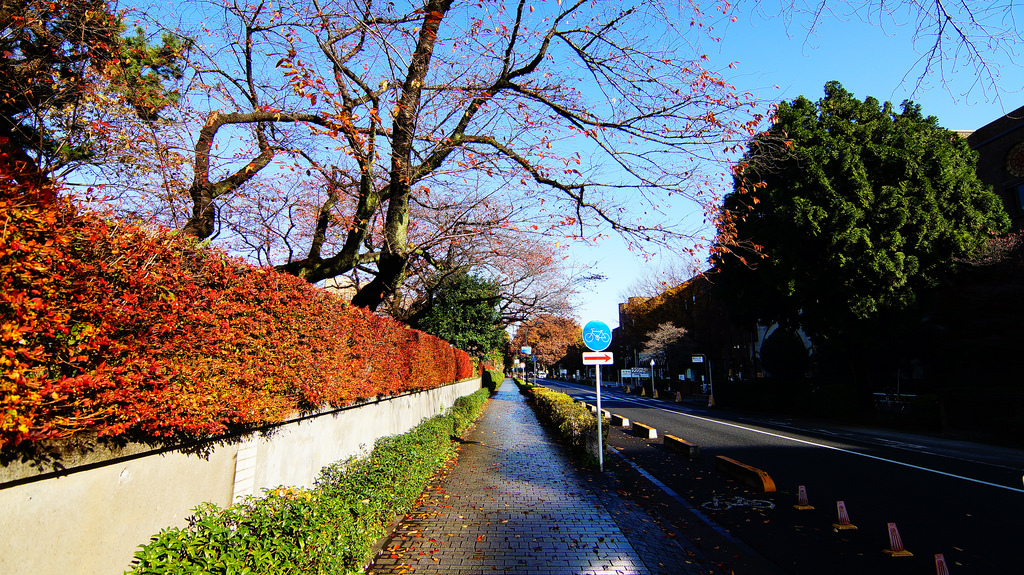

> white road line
[651,404,1024,494]
[578,388,1024,495]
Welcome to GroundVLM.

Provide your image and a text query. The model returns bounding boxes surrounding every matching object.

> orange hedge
[0,179,474,449]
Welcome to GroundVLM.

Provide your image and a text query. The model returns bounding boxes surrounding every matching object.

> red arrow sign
[582,352,614,365]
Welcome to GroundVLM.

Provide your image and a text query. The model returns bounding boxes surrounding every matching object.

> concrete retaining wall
[0,378,482,575]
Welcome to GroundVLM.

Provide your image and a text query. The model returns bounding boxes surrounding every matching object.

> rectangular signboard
[582,351,614,365]
[621,368,649,378]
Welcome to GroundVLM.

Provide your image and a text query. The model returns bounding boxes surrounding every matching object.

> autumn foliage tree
[641,322,688,361]
[8,1,1020,321]
[90,0,762,313]
[375,215,587,326]
[511,314,582,370]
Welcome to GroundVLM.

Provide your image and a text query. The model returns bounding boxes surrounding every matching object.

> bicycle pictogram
[700,495,775,511]
[582,320,612,352]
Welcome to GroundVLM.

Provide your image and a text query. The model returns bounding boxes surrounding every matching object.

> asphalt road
[536,379,1024,574]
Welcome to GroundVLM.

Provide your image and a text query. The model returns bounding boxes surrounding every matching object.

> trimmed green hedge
[521,384,607,465]
[127,389,490,574]
[482,367,505,394]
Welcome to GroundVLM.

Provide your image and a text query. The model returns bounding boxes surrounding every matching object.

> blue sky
[571,3,1023,330]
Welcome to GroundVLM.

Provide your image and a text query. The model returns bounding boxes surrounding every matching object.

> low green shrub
[449,389,489,435]
[482,367,505,394]
[513,377,533,394]
[127,388,490,574]
[525,386,607,465]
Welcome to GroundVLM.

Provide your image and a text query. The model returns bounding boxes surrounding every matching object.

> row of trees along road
[712,81,1011,389]
[510,315,583,374]
[5,0,1018,328]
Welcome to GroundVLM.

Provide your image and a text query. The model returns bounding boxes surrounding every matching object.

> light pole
[649,358,656,399]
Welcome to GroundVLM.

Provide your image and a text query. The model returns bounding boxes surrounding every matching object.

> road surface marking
[646,404,1024,494]
[570,386,1024,495]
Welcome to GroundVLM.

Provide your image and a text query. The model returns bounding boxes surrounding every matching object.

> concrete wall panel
[0,378,481,575]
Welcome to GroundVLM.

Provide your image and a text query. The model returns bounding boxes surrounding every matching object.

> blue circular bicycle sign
[582,320,612,352]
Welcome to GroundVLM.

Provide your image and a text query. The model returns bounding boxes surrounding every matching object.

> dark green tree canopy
[0,0,188,185]
[714,81,1009,348]
[411,271,506,358]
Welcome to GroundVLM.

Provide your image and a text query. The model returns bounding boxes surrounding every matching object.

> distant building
[967,104,1024,230]
[613,275,758,385]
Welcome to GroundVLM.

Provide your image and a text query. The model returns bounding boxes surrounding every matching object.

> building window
[1007,141,1024,178]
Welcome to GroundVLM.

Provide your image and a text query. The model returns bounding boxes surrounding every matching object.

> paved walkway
[367,380,705,575]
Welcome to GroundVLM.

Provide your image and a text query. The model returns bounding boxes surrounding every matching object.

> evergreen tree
[412,271,506,358]
[714,81,1009,381]
[0,0,187,185]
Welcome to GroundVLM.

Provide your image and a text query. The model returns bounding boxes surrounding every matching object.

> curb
[633,422,658,439]
[664,434,700,458]
[714,455,776,493]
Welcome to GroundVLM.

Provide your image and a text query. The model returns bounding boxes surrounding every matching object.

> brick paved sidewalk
[367,380,706,575]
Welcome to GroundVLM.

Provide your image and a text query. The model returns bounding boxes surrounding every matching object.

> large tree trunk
[350,0,452,311]
[181,182,216,238]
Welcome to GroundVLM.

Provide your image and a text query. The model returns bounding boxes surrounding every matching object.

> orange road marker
[935,553,950,575]
[883,522,913,557]
[794,485,814,510]
[832,501,857,530]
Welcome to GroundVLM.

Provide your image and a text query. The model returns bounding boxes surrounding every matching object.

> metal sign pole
[596,364,603,472]
[581,320,612,473]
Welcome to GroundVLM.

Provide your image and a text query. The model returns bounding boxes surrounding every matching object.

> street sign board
[582,320,612,352]
[621,368,649,378]
[521,346,532,354]
[582,351,614,365]
[691,354,704,363]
